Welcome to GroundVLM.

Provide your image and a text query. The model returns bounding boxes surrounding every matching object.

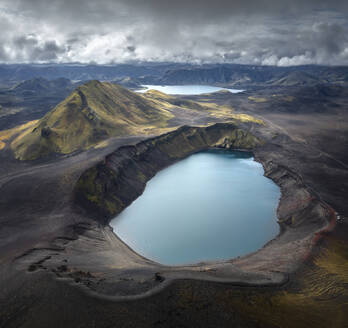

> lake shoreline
[111,149,280,266]
[136,84,244,95]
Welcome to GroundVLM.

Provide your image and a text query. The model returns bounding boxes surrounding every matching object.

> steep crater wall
[74,123,262,223]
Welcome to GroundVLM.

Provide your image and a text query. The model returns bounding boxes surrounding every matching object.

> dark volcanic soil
[1,88,348,328]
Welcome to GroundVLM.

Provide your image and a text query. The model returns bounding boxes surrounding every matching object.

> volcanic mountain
[11,80,173,160]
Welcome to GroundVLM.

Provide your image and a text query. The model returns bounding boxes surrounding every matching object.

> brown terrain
[0,83,348,328]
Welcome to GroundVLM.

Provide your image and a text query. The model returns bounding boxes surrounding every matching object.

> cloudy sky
[0,0,348,66]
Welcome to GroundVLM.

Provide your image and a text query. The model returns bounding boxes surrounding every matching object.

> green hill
[11,81,173,160]
[143,89,205,110]
[271,71,319,86]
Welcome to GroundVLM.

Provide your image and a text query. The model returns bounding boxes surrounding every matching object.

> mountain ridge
[10,81,174,160]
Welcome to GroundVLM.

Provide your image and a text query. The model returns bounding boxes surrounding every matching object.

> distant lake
[137,85,244,95]
[111,150,280,266]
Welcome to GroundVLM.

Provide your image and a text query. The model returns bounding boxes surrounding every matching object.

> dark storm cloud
[14,0,348,17]
[5,34,66,62]
[0,0,348,65]
[311,23,347,55]
[127,46,136,53]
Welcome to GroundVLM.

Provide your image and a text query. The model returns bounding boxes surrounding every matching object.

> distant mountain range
[0,77,77,130]
[12,77,74,95]
[0,63,187,83]
[1,63,347,88]
[158,65,348,87]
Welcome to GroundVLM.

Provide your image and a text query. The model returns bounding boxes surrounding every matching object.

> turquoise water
[137,84,244,95]
[110,150,280,265]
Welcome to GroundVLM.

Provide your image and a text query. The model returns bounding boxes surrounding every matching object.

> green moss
[11,81,174,160]
[210,128,262,150]
[248,96,268,103]
[105,199,119,215]
[137,171,147,182]
[158,133,197,158]
[76,167,103,206]
[10,80,263,160]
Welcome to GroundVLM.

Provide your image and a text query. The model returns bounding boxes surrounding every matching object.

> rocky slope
[10,81,174,160]
[74,122,263,222]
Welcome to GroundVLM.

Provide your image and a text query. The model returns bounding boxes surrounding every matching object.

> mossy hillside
[271,95,295,102]
[7,80,262,160]
[143,90,263,121]
[10,81,174,160]
[80,82,172,125]
[75,165,126,220]
[143,89,176,101]
[154,125,260,158]
[248,96,268,103]
[214,128,262,149]
[143,89,207,111]
[75,123,263,220]
[248,95,296,104]
[75,148,156,221]
[274,71,319,86]
[0,120,38,150]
